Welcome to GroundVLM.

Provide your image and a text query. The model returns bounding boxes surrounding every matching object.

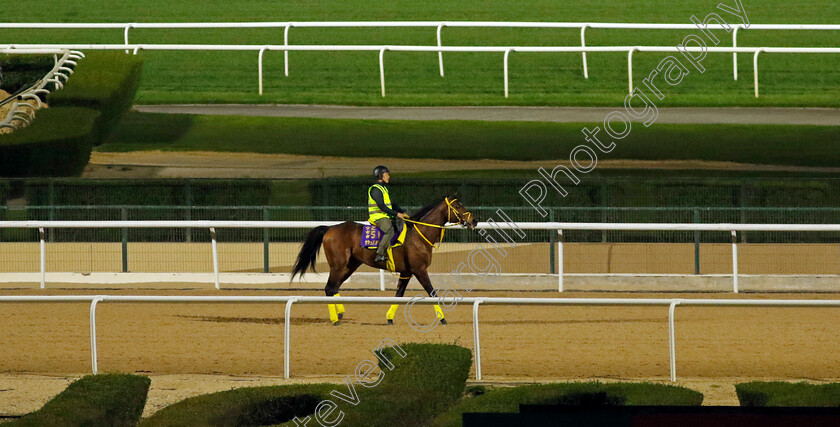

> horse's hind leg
[334,258,362,320]
[325,268,344,325]
[325,257,361,325]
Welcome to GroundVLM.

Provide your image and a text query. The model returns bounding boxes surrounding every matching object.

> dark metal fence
[3,177,840,209]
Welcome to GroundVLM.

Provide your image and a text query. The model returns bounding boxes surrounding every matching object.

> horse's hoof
[387,319,394,325]
[332,321,340,326]
[440,318,447,325]
[338,313,344,320]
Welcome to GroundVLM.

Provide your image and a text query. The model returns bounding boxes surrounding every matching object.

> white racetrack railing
[4,21,840,81]
[2,43,838,97]
[3,220,840,292]
[3,294,840,381]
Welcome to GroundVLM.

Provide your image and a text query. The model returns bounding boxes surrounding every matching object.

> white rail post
[503,49,512,98]
[90,296,104,374]
[580,25,589,79]
[472,300,483,380]
[124,24,132,54]
[379,48,387,97]
[283,24,291,77]
[39,227,46,289]
[668,300,680,382]
[132,47,141,56]
[627,47,638,93]
[753,49,763,98]
[731,230,739,293]
[436,23,445,77]
[258,47,268,95]
[284,297,297,378]
[210,227,220,290]
[379,269,385,291]
[732,26,740,80]
[557,230,564,292]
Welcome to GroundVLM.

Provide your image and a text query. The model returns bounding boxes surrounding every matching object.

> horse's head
[445,196,478,230]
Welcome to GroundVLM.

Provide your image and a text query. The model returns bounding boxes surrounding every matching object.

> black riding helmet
[373,165,390,180]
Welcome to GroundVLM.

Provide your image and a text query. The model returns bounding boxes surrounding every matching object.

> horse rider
[368,165,409,262]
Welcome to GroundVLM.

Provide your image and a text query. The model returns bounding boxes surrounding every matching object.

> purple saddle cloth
[361,222,404,248]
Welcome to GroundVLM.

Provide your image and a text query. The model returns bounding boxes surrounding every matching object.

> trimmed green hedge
[0,54,53,95]
[432,382,704,427]
[336,342,473,427]
[145,343,471,427]
[0,52,142,177]
[737,382,840,407]
[9,374,150,427]
[49,51,143,144]
[0,107,99,177]
[140,384,336,427]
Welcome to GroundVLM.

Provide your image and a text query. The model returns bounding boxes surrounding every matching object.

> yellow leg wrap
[328,304,339,324]
[334,293,345,314]
[434,304,445,320]
[386,304,399,320]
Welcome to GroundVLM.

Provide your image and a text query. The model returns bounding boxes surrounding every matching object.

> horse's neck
[418,204,447,226]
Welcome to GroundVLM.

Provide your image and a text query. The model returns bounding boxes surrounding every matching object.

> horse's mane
[411,196,447,221]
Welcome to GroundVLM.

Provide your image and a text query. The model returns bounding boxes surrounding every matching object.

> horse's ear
[450,191,460,199]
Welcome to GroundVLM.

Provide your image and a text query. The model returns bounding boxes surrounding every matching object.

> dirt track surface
[85,151,840,179]
[134,105,840,126]
[2,289,840,416]
[2,289,835,380]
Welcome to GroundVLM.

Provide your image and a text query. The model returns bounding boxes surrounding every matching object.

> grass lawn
[103,112,840,168]
[2,0,840,106]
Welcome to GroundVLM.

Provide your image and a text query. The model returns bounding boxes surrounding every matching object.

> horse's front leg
[412,267,447,325]
[386,274,412,325]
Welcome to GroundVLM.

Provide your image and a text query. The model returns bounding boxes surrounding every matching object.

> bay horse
[291,196,477,325]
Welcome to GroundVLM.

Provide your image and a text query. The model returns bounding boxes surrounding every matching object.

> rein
[402,198,473,249]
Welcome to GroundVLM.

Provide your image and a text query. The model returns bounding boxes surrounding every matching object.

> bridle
[402,197,474,249]
[445,197,474,226]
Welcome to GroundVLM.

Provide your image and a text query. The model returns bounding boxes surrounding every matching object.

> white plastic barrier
[3,220,840,292]
[6,44,840,98]
[3,294,840,381]
[3,43,839,97]
[3,21,840,82]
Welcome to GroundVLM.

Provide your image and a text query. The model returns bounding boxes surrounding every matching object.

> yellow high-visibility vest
[368,184,392,223]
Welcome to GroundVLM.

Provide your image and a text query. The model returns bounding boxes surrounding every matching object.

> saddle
[361,221,407,249]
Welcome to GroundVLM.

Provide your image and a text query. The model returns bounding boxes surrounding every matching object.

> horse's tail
[291,225,330,280]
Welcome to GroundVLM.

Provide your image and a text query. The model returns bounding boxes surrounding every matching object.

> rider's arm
[370,187,400,217]
[391,201,405,214]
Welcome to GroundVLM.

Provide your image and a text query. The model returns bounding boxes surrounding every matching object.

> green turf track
[4,0,840,106]
[104,112,840,168]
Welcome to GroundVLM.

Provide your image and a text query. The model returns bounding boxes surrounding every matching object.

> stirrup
[375,253,387,262]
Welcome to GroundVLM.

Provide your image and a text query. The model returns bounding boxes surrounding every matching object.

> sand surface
[2,289,839,416]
